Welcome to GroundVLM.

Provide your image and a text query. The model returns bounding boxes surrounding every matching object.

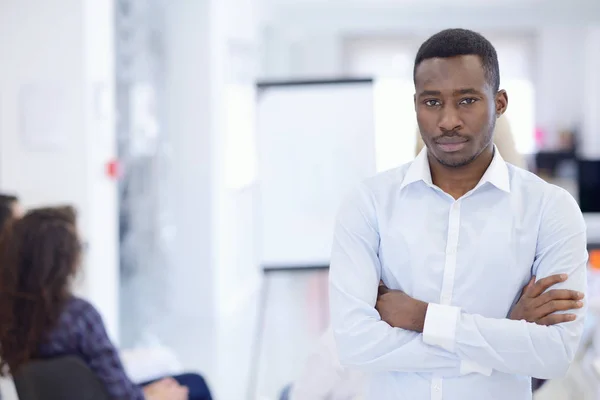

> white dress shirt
[329,147,588,400]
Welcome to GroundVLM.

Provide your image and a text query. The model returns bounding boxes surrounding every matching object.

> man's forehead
[415,55,486,87]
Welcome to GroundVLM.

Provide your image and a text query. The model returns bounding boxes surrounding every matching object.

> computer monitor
[578,159,600,213]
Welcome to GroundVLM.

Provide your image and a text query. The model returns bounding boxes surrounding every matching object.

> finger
[378,285,389,297]
[379,280,385,286]
[537,300,584,317]
[528,274,568,297]
[521,276,536,297]
[537,313,577,326]
[535,289,584,305]
[526,276,536,289]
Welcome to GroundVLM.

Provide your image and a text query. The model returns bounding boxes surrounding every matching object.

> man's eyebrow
[418,90,441,97]
[455,88,480,95]
[418,88,482,97]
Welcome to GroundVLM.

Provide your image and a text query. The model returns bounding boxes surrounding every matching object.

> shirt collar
[400,147,433,190]
[478,146,511,193]
[400,145,511,193]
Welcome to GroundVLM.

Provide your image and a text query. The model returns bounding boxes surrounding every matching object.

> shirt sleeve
[329,184,464,375]
[422,187,588,379]
[75,301,146,400]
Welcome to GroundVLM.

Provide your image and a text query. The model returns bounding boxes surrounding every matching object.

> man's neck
[429,145,494,200]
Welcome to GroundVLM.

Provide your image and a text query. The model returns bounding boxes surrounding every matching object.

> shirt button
[433,384,441,391]
[441,295,451,304]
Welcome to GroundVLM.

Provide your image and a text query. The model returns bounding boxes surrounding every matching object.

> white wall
[164,0,261,396]
[260,0,600,146]
[0,0,119,338]
[163,0,217,379]
[581,26,600,158]
[216,0,263,321]
[535,27,588,147]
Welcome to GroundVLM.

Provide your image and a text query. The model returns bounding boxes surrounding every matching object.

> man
[288,114,534,400]
[329,28,588,400]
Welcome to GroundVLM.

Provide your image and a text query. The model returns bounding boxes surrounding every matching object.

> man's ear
[413,93,417,111]
[495,90,508,117]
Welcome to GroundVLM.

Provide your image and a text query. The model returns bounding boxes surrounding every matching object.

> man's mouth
[435,137,468,152]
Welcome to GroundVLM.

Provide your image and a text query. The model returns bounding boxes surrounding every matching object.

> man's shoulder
[508,164,582,220]
[507,163,546,187]
[338,162,411,215]
[360,162,412,195]
[507,164,570,199]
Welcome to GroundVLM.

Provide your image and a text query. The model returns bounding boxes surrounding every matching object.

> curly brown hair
[0,206,80,375]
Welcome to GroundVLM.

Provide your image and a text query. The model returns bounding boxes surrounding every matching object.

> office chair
[12,356,110,400]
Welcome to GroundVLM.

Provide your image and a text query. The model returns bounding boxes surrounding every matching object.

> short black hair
[414,28,500,92]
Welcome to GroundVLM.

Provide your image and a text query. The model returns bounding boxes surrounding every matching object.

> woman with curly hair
[0,206,211,400]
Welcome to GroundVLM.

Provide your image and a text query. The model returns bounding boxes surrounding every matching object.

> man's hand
[509,274,584,325]
[376,282,428,332]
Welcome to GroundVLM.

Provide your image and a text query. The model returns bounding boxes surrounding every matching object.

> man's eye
[425,100,440,107]
[459,98,478,105]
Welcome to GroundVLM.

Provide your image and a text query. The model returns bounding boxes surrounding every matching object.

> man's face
[414,55,507,168]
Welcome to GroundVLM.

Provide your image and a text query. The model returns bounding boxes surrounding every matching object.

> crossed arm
[329,185,588,379]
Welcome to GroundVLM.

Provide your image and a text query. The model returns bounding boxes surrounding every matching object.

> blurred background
[0,0,599,399]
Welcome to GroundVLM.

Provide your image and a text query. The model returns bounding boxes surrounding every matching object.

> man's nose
[438,106,463,132]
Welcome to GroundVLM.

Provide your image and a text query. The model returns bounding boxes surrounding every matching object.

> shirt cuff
[423,303,460,352]
[460,360,493,376]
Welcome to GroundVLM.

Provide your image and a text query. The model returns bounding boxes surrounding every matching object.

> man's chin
[434,153,476,169]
